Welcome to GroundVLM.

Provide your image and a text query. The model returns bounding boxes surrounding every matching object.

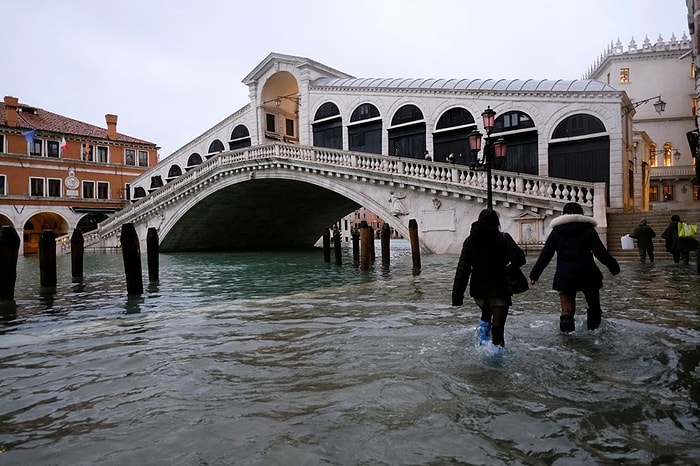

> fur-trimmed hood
[550,214,597,229]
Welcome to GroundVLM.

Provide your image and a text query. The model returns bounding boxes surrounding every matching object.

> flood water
[1,241,699,465]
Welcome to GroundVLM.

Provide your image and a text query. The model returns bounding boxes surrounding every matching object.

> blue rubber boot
[478,320,492,345]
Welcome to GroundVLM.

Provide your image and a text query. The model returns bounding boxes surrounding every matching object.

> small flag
[22,130,36,143]
[60,137,69,150]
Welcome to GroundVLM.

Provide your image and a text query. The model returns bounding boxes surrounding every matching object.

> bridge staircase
[606,208,700,260]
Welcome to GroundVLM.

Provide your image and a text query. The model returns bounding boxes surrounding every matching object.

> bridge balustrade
[92,143,600,250]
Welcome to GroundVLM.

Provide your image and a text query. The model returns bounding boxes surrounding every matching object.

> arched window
[150,175,163,190]
[433,107,476,164]
[187,153,203,168]
[552,114,605,139]
[133,187,147,199]
[491,111,538,174]
[207,139,225,154]
[388,104,425,159]
[167,164,183,179]
[348,103,381,154]
[229,125,251,151]
[312,102,342,149]
[549,113,609,187]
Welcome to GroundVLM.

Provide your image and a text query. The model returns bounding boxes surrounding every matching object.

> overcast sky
[1,0,690,157]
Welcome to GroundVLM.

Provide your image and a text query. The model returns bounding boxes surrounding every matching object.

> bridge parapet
[93,143,605,252]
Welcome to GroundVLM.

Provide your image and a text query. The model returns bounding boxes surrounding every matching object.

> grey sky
[1,0,689,157]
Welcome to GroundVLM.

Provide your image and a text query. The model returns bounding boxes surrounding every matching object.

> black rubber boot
[587,308,602,331]
[560,315,575,333]
[491,326,505,347]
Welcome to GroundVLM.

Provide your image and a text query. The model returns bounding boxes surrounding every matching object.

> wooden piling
[39,229,57,287]
[381,223,391,266]
[333,227,342,265]
[0,226,20,300]
[120,223,143,296]
[360,221,371,271]
[147,227,159,282]
[322,229,331,263]
[70,229,84,280]
[351,229,360,264]
[369,226,376,264]
[408,218,421,272]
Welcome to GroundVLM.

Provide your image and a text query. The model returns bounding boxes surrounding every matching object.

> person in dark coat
[451,209,526,348]
[630,219,656,263]
[661,214,698,264]
[528,202,620,332]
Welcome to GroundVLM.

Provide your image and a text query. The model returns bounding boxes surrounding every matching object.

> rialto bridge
[88,143,606,255]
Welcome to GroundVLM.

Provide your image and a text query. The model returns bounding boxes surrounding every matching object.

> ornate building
[585,32,698,210]
[0,96,158,254]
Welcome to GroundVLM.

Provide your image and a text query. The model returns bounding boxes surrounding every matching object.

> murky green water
[1,241,698,465]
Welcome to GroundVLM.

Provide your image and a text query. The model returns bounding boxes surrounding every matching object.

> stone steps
[606,209,700,259]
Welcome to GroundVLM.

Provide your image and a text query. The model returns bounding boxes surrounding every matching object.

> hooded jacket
[451,220,526,306]
[529,214,619,292]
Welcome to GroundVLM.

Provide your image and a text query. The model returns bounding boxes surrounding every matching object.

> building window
[82,181,95,198]
[138,150,148,167]
[649,185,659,202]
[0,175,6,195]
[648,147,657,167]
[0,134,4,152]
[125,149,135,165]
[47,140,60,158]
[619,68,630,83]
[266,113,276,133]
[30,138,42,156]
[663,185,674,201]
[663,144,673,167]
[694,185,699,201]
[285,118,295,136]
[97,146,108,163]
[48,178,61,197]
[97,182,109,199]
[30,177,44,196]
[692,98,698,117]
[82,143,94,161]
[692,63,696,79]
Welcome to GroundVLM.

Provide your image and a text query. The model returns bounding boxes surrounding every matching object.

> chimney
[105,114,118,140]
[4,96,18,127]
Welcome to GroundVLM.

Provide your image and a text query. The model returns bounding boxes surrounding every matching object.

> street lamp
[468,107,507,209]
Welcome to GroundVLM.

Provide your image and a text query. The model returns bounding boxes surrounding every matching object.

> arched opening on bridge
[229,125,251,150]
[312,102,342,149]
[207,139,225,158]
[549,114,609,186]
[22,212,68,255]
[432,107,476,164]
[0,214,12,228]
[491,111,538,174]
[132,186,146,200]
[261,71,300,144]
[348,103,381,154]
[167,164,183,182]
[76,212,109,233]
[150,175,164,192]
[388,104,425,159]
[187,153,203,170]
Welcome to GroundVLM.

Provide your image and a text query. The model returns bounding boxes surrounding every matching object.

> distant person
[451,208,526,348]
[529,202,620,333]
[630,219,656,263]
[662,214,699,264]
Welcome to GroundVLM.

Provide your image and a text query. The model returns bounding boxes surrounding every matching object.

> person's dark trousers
[582,288,602,330]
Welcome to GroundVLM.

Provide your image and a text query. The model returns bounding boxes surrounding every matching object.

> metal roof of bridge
[311,77,617,93]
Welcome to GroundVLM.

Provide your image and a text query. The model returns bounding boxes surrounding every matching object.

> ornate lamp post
[468,107,507,209]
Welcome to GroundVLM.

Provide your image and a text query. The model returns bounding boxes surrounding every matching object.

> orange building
[0,95,158,254]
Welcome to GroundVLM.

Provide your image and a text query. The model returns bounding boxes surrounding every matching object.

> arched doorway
[22,212,68,255]
[261,71,300,143]
[549,114,609,183]
[388,104,425,159]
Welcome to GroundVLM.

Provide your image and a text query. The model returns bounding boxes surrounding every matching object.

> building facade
[585,32,699,210]
[128,53,633,220]
[0,96,158,254]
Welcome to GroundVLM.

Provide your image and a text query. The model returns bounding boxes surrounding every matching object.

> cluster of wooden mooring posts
[0,223,159,301]
[0,218,425,302]
[323,219,422,271]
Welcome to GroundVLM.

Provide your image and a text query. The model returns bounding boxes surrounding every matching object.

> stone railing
[650,165,696,179]
[92,143,599,246]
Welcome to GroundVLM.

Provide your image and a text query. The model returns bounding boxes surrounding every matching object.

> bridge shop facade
[111,53,642,254]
